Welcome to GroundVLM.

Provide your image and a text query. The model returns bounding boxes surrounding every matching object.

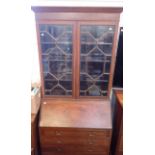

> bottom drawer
[42,152,108,155]
[42,145,108,153]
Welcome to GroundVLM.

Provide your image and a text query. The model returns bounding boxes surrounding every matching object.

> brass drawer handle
[88,141,94,144]
[57,140,62,144]
[57,148,62,152]
[56,131,61,136]
[89,133,95,137]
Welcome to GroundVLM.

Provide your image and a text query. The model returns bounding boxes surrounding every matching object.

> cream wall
[31,11,40,84]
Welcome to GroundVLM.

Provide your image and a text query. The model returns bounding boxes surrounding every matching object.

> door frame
[36,20,77,98]
[76,21,119,99]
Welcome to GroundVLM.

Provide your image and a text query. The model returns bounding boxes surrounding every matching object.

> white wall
[31,0,123,7]
[30,11,41,84]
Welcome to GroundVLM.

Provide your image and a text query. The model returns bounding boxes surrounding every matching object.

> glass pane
[41,43,56,53]
[40,32,55,43]
[81,33,96,42]
[59,74,72,90]
[44,80,57,89]
[57,33,72,42]
[58,43,72,54]
[51,86,66,95]
[98,44,113,55]
[39,24,73,96]
[81,44,96,54]
[44,73,57,80]
[80,25,115,96]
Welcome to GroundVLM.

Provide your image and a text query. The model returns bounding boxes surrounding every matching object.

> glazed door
[78,22,115,97]
[38,22,76,97]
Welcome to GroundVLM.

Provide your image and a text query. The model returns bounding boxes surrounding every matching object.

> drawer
[41,136,110,146]
[42,152,108,155]
[42,144,109,153]
[40,128,111,139]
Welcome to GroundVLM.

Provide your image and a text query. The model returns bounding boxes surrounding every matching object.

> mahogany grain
[31,6,123,13]
[110,89,123,155]
[40,99,112,129]
[39,100,112,155]
[31,114,38,155]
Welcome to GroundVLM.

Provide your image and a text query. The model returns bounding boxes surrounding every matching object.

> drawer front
[42,145,108,153]
[41,136,109,146]
[42,152,108,155]
[40,128,111,155]
[40,128,111,139]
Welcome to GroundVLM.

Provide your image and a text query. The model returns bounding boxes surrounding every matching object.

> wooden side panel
[31,114,39,155]
[108,21,120,97]
[110,90,123,155]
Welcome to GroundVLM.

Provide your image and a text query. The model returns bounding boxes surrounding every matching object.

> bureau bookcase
[32,6,122,155]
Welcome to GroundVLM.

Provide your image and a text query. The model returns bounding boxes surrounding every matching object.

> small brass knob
[89,133,95,137]
[56,131,61,136]
[88,141,93,144]
[57,140,62,144]
[57,148,62,152]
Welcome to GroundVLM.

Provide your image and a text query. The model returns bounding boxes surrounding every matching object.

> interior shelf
[42,59,111,63]
[43,59,72,62]
[40,42,112,45]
